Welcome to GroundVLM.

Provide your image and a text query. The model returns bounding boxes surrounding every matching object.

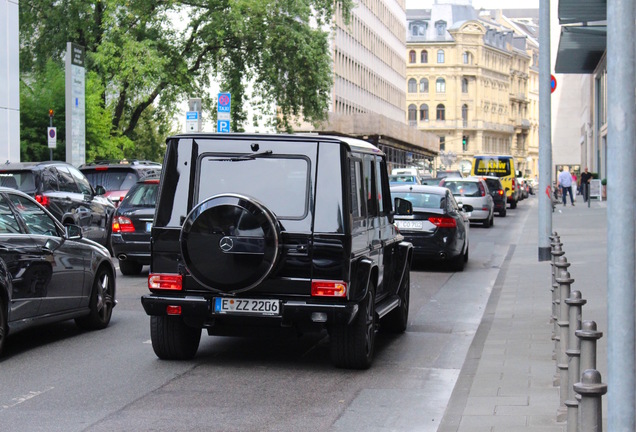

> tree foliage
[19,0,353,160]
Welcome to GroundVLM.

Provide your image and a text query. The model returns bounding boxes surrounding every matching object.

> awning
[558,0,607,25]
[554,26,606,74]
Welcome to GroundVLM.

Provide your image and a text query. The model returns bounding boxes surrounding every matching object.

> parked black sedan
[391,185,472,271]
[0,187,116,356]
[111,177,158,275]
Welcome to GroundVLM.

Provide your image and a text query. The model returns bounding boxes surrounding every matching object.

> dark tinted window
[83,169,140,191]
[56,166,80,193]
[391,192,443,209]
[443,180,481,197]
[0,194,20,233]
[68,166,92,195]
[9,194,59,236]
[349,159,364,219]
[198,156,309,219]
[484,179,502,191]
[121,182,159,207]
[0,172,35,192]
[42,168,59,191]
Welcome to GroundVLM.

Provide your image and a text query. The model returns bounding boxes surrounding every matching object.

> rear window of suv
[198,155,310,219]
[83,169,141,191]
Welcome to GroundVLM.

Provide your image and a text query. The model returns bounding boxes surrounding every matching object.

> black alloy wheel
[75,266,115,330]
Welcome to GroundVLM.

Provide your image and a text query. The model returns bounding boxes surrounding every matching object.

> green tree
[20,0,352,146]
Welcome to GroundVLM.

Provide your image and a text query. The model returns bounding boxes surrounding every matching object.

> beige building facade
[406,2,538,177]
[297,0,439,168]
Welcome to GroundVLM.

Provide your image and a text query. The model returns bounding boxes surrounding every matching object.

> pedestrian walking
[557,167,575,206]
[580,167,593,202]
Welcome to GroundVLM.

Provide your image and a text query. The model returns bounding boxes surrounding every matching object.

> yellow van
[471,155,519,209]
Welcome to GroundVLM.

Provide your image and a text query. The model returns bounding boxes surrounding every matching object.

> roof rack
[80,159,161,167]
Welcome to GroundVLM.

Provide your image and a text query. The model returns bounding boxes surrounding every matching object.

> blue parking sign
[218,92,231,113]
[217,120,230,133]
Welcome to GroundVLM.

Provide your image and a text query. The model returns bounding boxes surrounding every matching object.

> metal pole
[607,0,636,430]
[49,115,53,161]
[538,0,552,261]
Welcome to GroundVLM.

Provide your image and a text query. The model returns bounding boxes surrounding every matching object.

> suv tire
[119,259,143,276]
[150,315,202,360]
[330,281,376,369]
[180,194,281,293]
[382,265,410,333]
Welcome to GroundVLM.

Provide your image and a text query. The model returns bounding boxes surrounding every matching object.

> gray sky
[405,0,540,9]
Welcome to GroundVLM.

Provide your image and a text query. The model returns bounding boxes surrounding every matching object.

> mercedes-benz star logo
[219,236,234,252]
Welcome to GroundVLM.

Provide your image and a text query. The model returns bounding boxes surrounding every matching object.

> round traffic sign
[219,94,230,106]
[551,75,557,93]
[49,129,56,138]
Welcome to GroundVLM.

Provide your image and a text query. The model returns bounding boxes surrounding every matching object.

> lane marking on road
[2,387,54,409]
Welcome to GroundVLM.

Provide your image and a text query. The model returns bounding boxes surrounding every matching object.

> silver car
[439,177,495,227]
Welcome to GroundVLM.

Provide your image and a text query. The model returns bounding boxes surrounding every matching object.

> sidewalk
[439,196,608,432]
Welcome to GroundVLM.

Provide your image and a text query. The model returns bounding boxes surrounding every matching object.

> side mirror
[94,185,106,196]
[394,197,413,216]
[65,224,83,240]
[460,204,474,213]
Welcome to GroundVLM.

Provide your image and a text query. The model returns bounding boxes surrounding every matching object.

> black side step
[375,295,400,319]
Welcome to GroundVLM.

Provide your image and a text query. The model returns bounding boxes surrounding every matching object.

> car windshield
[83,169,140,191]
[198,156,309,219]
[121,182,158,207]
[443,180,481,197]
[391,192,443,209]
[0,171,36,193]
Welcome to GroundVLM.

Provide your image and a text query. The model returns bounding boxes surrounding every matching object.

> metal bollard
[565,291,586,431]
[576,320,603,377]
[555,268,574,420]
[552,255,569,377]
[574,369,607,432]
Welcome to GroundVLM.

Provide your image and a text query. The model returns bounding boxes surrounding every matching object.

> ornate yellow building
[406,3,537,177]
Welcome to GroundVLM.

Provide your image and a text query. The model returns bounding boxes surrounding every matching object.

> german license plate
[145,222,152,232]
[214,298,280,316]
[395,220,423,230]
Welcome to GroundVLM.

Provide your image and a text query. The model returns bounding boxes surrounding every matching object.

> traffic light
[48,109,54,117]
[462,135,468,151]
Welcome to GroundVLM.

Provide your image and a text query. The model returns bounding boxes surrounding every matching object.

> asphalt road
[0,200,530,432]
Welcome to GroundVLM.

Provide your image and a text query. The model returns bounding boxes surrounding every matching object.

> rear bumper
[141,294,358,328]
[111,234,151,263]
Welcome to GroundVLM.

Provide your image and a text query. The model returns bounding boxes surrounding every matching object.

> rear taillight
[512,179,516,190]
[35,194,50,206]
[311,280,347,297]
[148,273,183,291]
[478,182,486,197]
[112,216,135,233]
[428,217,457,228]
[498,189,504,196]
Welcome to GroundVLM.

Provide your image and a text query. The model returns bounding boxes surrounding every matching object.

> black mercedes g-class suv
[141,134,413,369]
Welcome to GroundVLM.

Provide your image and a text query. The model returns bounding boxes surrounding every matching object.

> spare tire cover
[180,194,281,293]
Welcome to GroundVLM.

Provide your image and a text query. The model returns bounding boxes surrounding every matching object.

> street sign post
[217,92,231,133]
[47,127,57,149]
[186,111,199,132]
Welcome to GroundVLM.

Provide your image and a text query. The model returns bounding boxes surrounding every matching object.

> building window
[436,104,445,120]
[409,50,416,63]
[420,78,429,93]
[435,20,447,36]
[420,104,429,121]
[462,78,468,93]
[436,78,446,93]
[408,78,417,93]
[408,104,417,125]
[421,50,428,63]
[437,49,445,63]
[462,104,468,126]
[463,51,472,64]
[439,136,445,151]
